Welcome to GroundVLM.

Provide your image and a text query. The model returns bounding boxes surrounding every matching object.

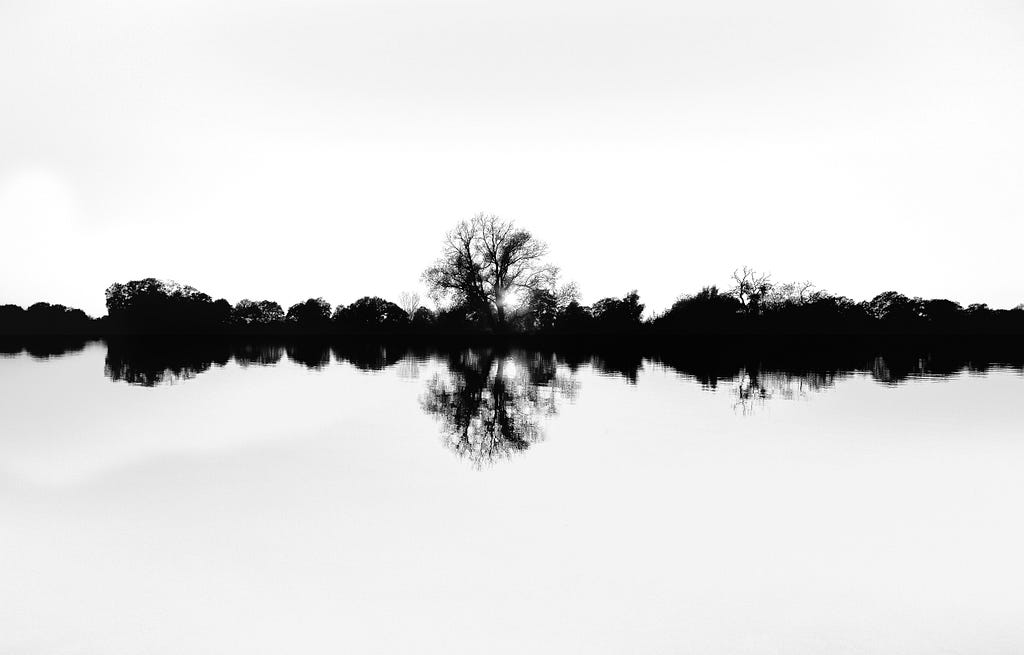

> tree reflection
[332,343,405,371]
[731,368,840,414]
[421,349,577,467]
[104,340,231,386]
[0,338,90,360]
[232,343,284,366]
[285,342,331,370]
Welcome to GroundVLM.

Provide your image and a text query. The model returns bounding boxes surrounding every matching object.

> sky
[2,0,1023,317]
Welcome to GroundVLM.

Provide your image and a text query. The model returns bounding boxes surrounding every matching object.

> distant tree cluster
[1,218,1023,337]
[650,267,1024,336]
[0,302,93,335]
[104,278,233,334]
[98,281,430,335]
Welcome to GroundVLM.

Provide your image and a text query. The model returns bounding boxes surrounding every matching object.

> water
[2,340,1024,654]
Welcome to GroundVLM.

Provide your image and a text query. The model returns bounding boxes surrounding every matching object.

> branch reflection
[421,349,578,468]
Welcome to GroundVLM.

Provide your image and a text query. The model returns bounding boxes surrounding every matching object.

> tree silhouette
[105,278,229,333]
[420,349,577,467]
[411,306,436,329]
[285,297,332,331]
[397,291,420,318]
[423,213,560,330]
[233,299,284,326]
[104,340,231,386]
[334,296,409,332]
[0,302,94,335]
[730,267,773,315]
[591,290,645,331]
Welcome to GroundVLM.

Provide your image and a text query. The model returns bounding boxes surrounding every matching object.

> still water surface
[2,341,1023,654]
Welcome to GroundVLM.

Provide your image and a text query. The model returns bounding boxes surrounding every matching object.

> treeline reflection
[100,340,409,385]
[0,338,94,360]
[3,338,1020,388]
[4,338,1021,464]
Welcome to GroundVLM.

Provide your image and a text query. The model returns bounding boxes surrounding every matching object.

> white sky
[2,0,1023,316]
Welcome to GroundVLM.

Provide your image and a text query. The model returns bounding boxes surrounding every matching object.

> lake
[2,340,1023,654]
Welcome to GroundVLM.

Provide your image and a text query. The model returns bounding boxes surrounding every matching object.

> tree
[397,291,421,318]
[921,298,963,323]
[7,302,94,335]
[421,350,576,467]
[556,300,594,333]
[334,296,409,332]
[653,285,742,333]
[764,280,816,309]
[521,283,578,333]
[591,290,645,331]
[423,213,559,329]
[730,267,773,314]
[864,291,922,322]
[105,278,228,333]
[522,289,560,333]
[286,297,332,329]
[411,306,436,329]
[233,299,284,325]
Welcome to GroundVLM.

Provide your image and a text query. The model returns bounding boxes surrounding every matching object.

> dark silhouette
[422,213,563,330]
[730,267,774,315]
[589,290,645,332]
[285,342,332,369]
[233,299,285,328]
[85,338,1023,389]
[332,343,406,371]
[96,338,416,384]
[1,212,1023,340]
[1,302,94,335]
[104,339,232,386]
[652,286,744,334]
[0,337,91,360]
[420,348,577,467]
[4,272,1023,338]
[105,278,232,334]
[333,297,410,333]
[48,337,1017,462]
[285,298,332,332]
[232,342,285,366]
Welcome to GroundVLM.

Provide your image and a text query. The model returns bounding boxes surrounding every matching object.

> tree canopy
[423,213,560,329]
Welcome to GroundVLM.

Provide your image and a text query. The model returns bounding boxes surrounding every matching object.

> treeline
[2,275,1024,337]
[0,302,94,335]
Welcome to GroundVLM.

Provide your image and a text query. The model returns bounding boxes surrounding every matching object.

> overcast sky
[2,0,1023,316]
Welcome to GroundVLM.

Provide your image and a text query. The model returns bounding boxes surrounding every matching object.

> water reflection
[650,347,1024,388]
[5,338,1020,461]
[97,340,410,386]
[5,346,1024,655]
[3,338,1021,389]
[232,343,284,367]
[20,338,1020,404]
[332,343,405,371]
[731,369,840,414]
[0,337,91,360]
[285,342,331,370]
[0,337,1014,395]
[105,340,232,386]
[420,349,577,467]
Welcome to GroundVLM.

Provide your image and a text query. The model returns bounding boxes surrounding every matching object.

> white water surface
[2,343,1023,654]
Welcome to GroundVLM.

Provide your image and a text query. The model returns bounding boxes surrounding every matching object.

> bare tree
[397,291,420,317]
[730,267,773,314]
[423,213,559,328]
[765,280,817,309]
